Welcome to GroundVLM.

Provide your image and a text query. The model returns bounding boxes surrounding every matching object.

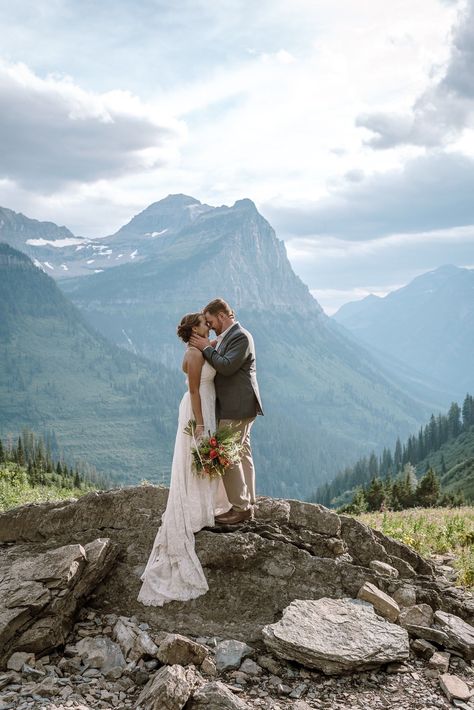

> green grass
[356,506,474,589]
[0,462,95,512]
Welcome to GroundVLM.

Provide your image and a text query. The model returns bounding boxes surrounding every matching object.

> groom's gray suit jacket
[202,322,264,420]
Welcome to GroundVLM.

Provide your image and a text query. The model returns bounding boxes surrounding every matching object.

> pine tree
[16,436,25,466]
[416,467,440,507]
[73,470,81,489]
[0,438,4,464]
[448,402,462,438]
[462,394,474,429]
[365,477,386,512]
[351,487,368,514]
[394,438,402,473]
[368,452,378,479]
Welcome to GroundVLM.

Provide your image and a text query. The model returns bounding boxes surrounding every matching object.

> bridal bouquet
[184,419,243,479]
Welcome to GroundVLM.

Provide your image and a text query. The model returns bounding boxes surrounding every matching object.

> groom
[189,298,263,524]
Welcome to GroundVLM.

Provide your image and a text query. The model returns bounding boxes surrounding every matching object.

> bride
[137,311,229,606]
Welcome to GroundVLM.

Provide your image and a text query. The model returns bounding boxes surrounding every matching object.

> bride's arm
[186,349,205,435]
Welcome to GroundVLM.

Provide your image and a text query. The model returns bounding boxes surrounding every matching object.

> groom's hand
[189,334,210,351]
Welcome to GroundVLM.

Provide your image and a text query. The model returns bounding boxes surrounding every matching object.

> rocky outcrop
[261,598,410,674]
[0,537,118,668]
[0,485,473,670]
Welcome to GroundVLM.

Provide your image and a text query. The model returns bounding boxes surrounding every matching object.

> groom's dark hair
[203,298,235,318]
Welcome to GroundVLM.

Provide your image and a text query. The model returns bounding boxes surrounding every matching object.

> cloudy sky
[1,0,473,313]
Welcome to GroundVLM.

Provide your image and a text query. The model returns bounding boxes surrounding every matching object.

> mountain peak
[233,198,257,212]
[155,194,201,207]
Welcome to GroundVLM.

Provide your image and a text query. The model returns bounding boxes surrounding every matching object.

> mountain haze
[0,243,181,483]
[59,195,435,497]
[333,265,474,396]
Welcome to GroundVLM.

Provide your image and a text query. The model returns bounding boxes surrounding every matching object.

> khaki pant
[218,417,256,511]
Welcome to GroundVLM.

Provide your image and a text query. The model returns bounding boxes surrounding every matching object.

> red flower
[209,437,218,447]
[209,449,218,459]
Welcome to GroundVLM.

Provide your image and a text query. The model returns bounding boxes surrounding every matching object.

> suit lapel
[217,322,239,352]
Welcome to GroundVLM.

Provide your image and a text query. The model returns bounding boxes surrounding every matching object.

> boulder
[262,597,410,675]
[357,581,400,622]
[157,633,209,666]
[404,624,450,646]
[370,560,399,578]
[392,585,417,607]
[113,617,159,661]
[428,651,450,673]
[411,638,437,658]
[0,537,118,669]
[187,680,250,709]
[434,610,474,660]
[439,673,472,702]
[75,636,126,673]
[239,658,262,675]
[6,651,34,671]
[135,664,196,710]
[215,640,254,672]
[398,604,434,629]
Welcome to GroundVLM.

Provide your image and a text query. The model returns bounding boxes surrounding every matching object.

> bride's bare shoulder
[182,347,203,372]
[185,346,203,357]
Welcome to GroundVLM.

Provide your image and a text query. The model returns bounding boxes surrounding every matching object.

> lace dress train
[137,359,229,606]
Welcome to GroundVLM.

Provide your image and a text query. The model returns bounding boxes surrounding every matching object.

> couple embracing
[138,298,263,607]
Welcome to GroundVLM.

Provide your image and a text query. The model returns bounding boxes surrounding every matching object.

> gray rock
[215,640,254,672]
[262,597,409,675]
[239,658,261,675]
[114,617,159,661]
[392,585,417,607]
[288,500,341,536]
[75,635,126,673]
[200,657,217,676]
[439,673,472,702]
[411,638,437,658]
[0,538,118,669]
[256,654,282,675]
[157,633,209,666]
[398,604,434,629]
[187,680,250,709]
[428,651,450,673]
[357,581,400,622]
[6,652,34,672]
[370,560,399,578]
[434,610,474,660]
[404,624,450,645]
[135,664,196,709]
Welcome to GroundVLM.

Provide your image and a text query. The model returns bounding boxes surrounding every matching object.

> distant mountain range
[333,265,474,397]
[0,196,459,498]
[0,243,181,483]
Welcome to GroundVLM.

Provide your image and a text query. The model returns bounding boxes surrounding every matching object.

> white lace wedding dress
[137,357,229,606]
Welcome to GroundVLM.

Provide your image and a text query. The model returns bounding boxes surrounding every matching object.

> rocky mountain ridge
[333,264,474,396]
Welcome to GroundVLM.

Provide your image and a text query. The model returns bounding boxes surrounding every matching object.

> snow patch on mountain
[26,238,85,248]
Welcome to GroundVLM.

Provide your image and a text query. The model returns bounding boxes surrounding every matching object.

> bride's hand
[195,424,205,443]
[209,339,218,348]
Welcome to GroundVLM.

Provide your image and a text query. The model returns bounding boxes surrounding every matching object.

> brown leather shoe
[214,509,233,523]
[216,508,253,525]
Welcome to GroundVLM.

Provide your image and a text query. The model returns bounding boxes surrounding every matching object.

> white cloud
[357,0,474,149]
[0,58,184,190]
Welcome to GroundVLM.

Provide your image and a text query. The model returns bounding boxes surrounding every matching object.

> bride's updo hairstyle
[177,312,203,343]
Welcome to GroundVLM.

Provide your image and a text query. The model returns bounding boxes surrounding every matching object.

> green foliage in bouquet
[184,419,243,479]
